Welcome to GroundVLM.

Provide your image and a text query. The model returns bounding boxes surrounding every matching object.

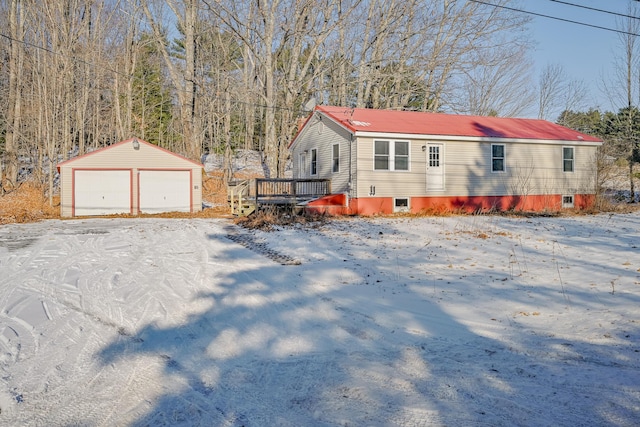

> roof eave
[353,131,603,146]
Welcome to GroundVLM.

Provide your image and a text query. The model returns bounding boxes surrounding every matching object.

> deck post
[292,179,297,201]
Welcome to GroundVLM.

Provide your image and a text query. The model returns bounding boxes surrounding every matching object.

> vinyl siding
[355,137,426,197]
[292,116,353,194]
[355,138,598,198]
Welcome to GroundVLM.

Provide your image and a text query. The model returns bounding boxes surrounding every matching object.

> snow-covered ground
[0,213,638,426]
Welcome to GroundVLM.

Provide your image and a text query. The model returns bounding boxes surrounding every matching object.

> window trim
[562,195,574,208]
[332,143,340,173]
[310,148,318,176]
[393,197,410,213]
[394,141,409,171]
[374,140,390,170]
[299,152,307,177]
[491,143,506,173]
[563,146,574,173]
[373,140,410,171]
[428,145,441,168]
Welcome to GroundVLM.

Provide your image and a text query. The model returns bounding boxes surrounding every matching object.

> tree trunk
[3,0,25,192]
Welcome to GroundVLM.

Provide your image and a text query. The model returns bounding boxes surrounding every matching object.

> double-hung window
[332,144,340,173]
[492,144,505,172]
[374,140,409,171]
[563,147,574,172]
[299,152,307,177]
[374,140,390,170]
[394,141,409,171]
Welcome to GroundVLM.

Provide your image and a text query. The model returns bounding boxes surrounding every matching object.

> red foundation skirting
[304,194,596,216]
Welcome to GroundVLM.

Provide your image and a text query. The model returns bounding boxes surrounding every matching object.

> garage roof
[57,138,202,171]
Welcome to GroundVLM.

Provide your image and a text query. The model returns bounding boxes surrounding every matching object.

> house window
[394,141,409,171]
[394,197,410,213]
[562,195,574,208]
[299,152,307,177]
[374,140,389,170]
[563,147,574,172]
[310,148,318,175]
[429,146,440,167]
[374,140,409,171]
[332,143,340,173]
[492,144,505,172]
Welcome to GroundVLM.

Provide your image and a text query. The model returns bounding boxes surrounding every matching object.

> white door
[74,170,132,216]
[139,170,191,214]
[426,144,444,191]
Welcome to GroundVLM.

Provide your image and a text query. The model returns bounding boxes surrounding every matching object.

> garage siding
[58,139,203,217]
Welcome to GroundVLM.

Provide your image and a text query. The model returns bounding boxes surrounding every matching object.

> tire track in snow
[224,225,301,265]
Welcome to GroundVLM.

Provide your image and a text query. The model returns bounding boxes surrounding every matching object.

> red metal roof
[315,106,602,143]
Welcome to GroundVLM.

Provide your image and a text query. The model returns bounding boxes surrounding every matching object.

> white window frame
[428,145,441,168]
[394,141,409,171]
[562,195,574,208]
[374,140,390,170]
[393,197,410,213]
[563,146,574,173]
[332,143,340,173]
[491,144,505,173]
[299,152,307,177]
[374,140,410,171]
[310,148,318,176]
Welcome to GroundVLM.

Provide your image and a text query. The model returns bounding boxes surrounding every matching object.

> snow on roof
[315,106,602,143]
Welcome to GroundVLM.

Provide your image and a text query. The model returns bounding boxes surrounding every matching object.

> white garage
[57,138,203,217]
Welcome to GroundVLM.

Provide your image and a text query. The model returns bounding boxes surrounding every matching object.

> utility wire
[469,0,640,37]
[0,31,304,114]
[547,0,640,20]
[0,32,129,79]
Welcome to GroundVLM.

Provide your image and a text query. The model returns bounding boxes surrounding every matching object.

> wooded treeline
[0,0,638,202]
[0,0,534,193]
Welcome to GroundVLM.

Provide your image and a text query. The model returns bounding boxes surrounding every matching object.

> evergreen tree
[130,33,174,147]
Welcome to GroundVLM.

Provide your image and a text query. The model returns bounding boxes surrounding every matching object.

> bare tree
[2,0,26,192]
[538,64,587,121]
[456,48,535,117]
[141,0,202,160]
[604,3,640,202]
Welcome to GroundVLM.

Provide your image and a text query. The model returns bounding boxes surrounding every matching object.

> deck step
[231,201,256,216]
[238,203,256,216]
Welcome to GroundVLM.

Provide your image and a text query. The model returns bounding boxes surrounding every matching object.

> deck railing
[255,178,331,202]
[229,178,331,215]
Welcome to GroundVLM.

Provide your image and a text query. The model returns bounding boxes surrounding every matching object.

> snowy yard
[0,213,639,426]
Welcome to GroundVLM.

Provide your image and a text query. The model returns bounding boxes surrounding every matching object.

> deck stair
[228,180,256,216]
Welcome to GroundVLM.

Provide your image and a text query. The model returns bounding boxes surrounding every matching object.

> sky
[525,0,637,116]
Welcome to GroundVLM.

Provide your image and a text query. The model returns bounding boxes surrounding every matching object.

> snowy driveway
[0,214,639,426]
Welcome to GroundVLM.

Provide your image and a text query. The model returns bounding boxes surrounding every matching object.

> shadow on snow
[97,218,640,426]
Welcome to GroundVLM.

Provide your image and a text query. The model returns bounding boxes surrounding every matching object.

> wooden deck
[228,178,331,215]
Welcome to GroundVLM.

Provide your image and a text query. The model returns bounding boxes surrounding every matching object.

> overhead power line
[0,32,128,79]
[468,0,640,37]
[547,0,640,20]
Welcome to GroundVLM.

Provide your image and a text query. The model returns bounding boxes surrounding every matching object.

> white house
[289,106,603,215]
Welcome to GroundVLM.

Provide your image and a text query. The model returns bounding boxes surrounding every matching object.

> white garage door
[74,170,132,216]
[139,170,191,214]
